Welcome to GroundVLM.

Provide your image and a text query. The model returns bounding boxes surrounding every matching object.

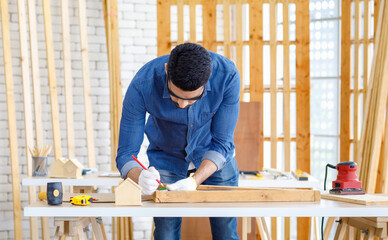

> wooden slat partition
[157,1,311,239]
[295,0,310,239]
[0,1,23,239]
[249,0,264,168]
[17,0,38,239]
[340,0,379,164]
[203,0,217,52]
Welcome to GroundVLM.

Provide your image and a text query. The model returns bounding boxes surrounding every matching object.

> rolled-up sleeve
[202,71,240,170]
[116,79,146,178]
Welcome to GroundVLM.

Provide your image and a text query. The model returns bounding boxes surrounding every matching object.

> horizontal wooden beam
[153,188,320,203]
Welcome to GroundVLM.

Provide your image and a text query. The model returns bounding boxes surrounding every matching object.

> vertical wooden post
[61,0,75,159]
[249,0,264,168]
[17,0,38,238]
[236,0,243,90]
[354,0,361,163]
[189,0,196,42]
[223,0,231,59]
[103,0,124,238]
[283,1,291,238]
[79,0,96,168]
[177,0,184,44]
[363,0,370,110]
[157,0,171,56]
[269,1,277,238]
[28,0,50,238]
[203,0,217,52]
[42,0,62,160]
[296,0,310,238]
[340,0,352,163]
[0,0,23,238]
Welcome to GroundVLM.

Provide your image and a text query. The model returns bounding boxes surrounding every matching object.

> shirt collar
[162,72,212,99]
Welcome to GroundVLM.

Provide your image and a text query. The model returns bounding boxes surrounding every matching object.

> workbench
[25,199,388,217]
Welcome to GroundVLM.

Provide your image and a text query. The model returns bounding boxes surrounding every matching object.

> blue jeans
[154,159,240,240]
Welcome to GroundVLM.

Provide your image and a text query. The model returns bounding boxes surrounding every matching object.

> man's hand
[138,167,161,195]
[166,177,197,191]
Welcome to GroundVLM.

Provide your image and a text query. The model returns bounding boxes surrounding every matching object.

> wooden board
[321,193,388,205]
[234,102,262,172]
[153,188,320,203]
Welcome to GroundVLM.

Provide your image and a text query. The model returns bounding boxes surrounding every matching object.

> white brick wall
[0,0,156,239]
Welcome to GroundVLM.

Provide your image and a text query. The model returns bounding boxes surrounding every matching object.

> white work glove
[166,176,197,191]
[138,167,161,195]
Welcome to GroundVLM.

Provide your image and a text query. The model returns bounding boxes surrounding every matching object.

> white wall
[0,0,157,239]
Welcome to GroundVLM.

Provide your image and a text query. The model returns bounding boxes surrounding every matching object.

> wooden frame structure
[1,0,124,239]
[340,0,380,163]
[157,0,310,239]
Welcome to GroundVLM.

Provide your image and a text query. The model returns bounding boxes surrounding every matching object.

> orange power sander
[324,161,365,195]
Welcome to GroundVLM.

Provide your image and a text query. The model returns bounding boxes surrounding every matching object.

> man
[116,43,240,239]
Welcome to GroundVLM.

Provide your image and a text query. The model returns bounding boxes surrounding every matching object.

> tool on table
[131,155,165,187]
[324,161,365,195]
[46,182,63,205]
[239,170,263,179]
[70,194,96,206]
[29,145,52,177]
[262,168,292,180]
[292,169,309,181]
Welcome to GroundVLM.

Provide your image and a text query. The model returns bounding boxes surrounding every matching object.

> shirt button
[189,136,191,139]
[190,124,193,127]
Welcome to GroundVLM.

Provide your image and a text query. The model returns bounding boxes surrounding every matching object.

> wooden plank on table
[189,0,196,42]
[295,0,311,239]
[153,189,320,203]
[234,102,261,172]
[236,0,243,94]
[157,0,171,56]
[353,0,361,163]
[321,193,388,205]
[249,0,264,168]
[61,0,75,159]
[340,0,351,163]
[177,0,184,44]
[42,0,62,160]
[223,0,231,59]
[17,0,39,238]
[0,1,23,239]
[79,0,96,168]
[203,0,217,51]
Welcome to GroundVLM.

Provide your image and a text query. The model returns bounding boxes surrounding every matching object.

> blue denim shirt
[116,52,240,178]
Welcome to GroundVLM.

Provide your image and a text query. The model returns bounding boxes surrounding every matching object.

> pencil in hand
[131,155,164,187]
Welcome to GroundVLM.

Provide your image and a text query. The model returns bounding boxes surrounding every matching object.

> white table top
[22,172,320,189]
[22,173,122,187]
[24,199,388,218]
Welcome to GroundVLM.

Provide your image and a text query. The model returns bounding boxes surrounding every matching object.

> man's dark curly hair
[167,43,212,91]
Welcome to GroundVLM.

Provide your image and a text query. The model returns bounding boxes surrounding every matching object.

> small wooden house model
[63,158,83,178]
[50,157,83,178]
[115,178,142,206]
